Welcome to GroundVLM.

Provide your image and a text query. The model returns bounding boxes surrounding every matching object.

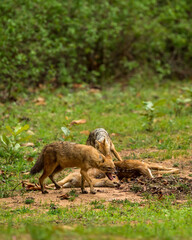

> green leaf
[153,99,166,107]
[13,143,20,151]
[6,126,14,135]
[143,101,154,111]
[0,134,10,146]
[14,125,30,136]
[61,127,70,137]
[155,112,166,117]
[18,135,32,143]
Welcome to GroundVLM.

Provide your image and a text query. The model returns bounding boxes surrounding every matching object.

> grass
[0,198,192,239]
[0,81,192,239]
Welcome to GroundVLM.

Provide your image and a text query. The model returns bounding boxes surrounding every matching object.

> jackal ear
[103,139,106,145]
[99,155,105,163]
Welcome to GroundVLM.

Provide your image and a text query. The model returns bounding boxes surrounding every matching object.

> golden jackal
[30,141,115,194]
[86,128,123,161]
[49,169,120,188]
[115,160,179,179]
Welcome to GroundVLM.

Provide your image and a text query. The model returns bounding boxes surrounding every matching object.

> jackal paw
[114,182,121,187]
[81,190,88,194]
[42,190,49,194]
[90,189,97,194]
[55,185,61,190]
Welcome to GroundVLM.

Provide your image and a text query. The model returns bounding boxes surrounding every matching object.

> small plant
[68,189,79,202]
[173,163,179,168]
[25,197,34,204]
[139,100,165,131]
[172,97,191,116]
[0,124,32,163]
[90,200,105,209]
[48,203,61,215]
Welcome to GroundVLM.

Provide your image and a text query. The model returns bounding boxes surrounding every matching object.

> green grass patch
[0,199,192,240]
[0,82,192,239]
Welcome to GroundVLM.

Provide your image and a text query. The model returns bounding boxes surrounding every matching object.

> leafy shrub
[0,0,192,97]
[0,124,31,163]
[139,100,165,131]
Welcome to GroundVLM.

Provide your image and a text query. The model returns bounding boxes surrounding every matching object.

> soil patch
[0,154,192,210]
[120,176,192,200]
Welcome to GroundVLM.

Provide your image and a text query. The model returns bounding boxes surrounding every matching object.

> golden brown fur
[49,169,120,188]
[115,160,179,180]
[48,160,179,189]
[30,141,115,194]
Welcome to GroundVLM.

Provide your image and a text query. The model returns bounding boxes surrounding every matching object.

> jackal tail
[30,152,44,175]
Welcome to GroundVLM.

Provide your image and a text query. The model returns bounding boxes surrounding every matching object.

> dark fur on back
[86,128,110,146]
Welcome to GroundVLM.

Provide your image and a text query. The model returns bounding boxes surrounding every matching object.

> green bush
[0,0,192,95]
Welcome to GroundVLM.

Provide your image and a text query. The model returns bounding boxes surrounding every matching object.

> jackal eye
[99,155,105,163]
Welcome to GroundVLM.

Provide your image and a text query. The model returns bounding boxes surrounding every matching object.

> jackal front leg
[111,144,123,161]
[80,169,96,194]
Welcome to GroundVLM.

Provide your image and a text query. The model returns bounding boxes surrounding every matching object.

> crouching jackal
[30,141,115,194]
[86,128,123,161]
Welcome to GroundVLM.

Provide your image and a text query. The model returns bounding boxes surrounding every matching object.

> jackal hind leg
[39,162,58,194]
[138,167,154,179]
[80,169,96,194]
[49,165,63,190]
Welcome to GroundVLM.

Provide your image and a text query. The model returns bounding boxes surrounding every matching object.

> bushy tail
[30,152,44,175]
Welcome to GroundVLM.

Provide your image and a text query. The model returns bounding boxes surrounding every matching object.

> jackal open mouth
[106,172,113,181]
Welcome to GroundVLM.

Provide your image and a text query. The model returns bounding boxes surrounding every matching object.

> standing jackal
[30,141,115,194]
[86,128,123,161]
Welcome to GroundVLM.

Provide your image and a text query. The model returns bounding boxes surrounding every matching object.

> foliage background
[0,0,192,96]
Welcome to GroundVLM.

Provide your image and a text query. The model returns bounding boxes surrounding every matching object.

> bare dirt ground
[0,149,191,210]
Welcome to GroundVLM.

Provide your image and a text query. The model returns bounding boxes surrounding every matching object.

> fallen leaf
[17,97,26,105]
[80,130,90,135]
[58,193,70,200]
[70,119,87,125]
[21,142,35,147]
[89,88,101,94]
[23,172,30,175]
[12,236,17,240]
[27,130,35,135]
[57,94,64,98]
[73,83,83,89]
[27,156,34,162]
[22,181,51,191]
[2,114,10,120]
[33,97,46,106]
[53,225,74,231]
[38,84,46,90]
[110,133,120,137]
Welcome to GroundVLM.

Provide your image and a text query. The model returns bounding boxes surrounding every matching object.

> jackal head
[95,139,111,157]
[96,154,115,181]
